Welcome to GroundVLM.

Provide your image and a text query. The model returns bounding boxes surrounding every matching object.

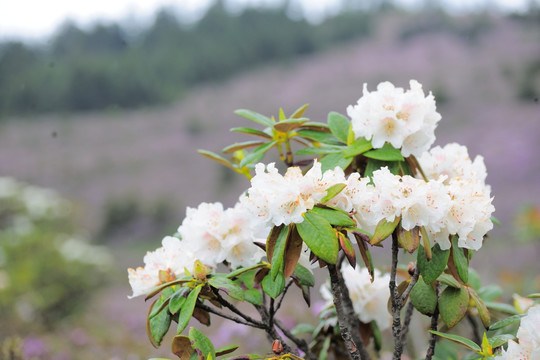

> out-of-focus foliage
[0,1,373,117]
[515,204,540,243]
[0,178,112,335]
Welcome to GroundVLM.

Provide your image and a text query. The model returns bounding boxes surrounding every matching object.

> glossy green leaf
[262,271,285,299]
[215,345,239,356]
[291,103,310,119]
[270,225,290,280]
[235,271,263,306]
[274,118,309,132]
[484,301,519,315]
[309,206,355,227]
[489,314,524,331]
[437,273,462,289]
[488,334,515,348]
[370,217,400,245]
[239,141,278,168]
[226,264,267,279]
[177,285,203,334]
[439,286,470,328]
[343,138,372,157]
[468,287,491,328]
[363,143,404,161]
[169,287,190,315]
[429,331,481,352]
[320,152,353,172]
[189,327,216,360]
[410,276,438,316]
[293,264,315,287]
[197,150,236,170]
[222,141,265,154]
[208,275,244,301]
[467,268,482,290]
[320,183,347,204]
[418,243,450,285]
[451,235,469,283]
[327,111,350,144]
[295,145,345,156]
[147,294,173,348]
[230,127,272,139]
[295,129,340,144]
[234,109,273,127]
[296,211,338,264]
[527,293,540,298]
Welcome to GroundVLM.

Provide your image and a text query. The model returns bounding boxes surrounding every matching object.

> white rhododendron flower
[241,162,327,226]
[178,202,267,269]
[128,236,195,298]
[321,265,392,331]
[499,305,540,359]
[347,80,441,157]
[418,143,488,185]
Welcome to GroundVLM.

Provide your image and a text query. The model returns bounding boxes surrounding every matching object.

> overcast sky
[0,0,533,41]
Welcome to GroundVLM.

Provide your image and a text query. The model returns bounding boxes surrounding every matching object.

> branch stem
[425,282,441,360]
[390,233,404,360]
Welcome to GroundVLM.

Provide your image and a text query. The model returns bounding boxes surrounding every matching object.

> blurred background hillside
[0,0,539,359]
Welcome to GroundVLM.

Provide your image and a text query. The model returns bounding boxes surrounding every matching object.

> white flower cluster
[128,236,195,298]
[128,202,267,298]
[499,305,540,359]
[177,202,267,270]
[320,264,392,331]
[418,143,494,250]
[347,80,441,157]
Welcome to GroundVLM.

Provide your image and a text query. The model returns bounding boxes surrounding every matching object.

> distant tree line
[0,1,373,117]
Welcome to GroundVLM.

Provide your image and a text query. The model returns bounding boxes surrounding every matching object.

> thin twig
[400,300,415,346]
[390,233,404,360]
[275,280,294,313]
[197,303,265,329]
[425,282,441,360]
[254,304,292,354]
[400,266,420,306]
[216,293,265,327]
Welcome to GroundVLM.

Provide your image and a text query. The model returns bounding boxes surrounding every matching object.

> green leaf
[468,287,491,328]
[197,150,236,170]
[439,287,470,328]
[527,293,540,298]
[239,141,278,168]
[467,268,482,290]
[418,243,450,285]
[370,217,400,245]
[491,216,501,226]
[291,103,310,119]
[320,152,353,172]
[478,285,503,302]
[293,264,315,287]
[397,226,420,253]
[484,301,519,315]
[295,145,345,156]
[343,138,372,158]
[429,331,482,352]
[488,334,515,348]
[235,271,263,306]
[234,109,273,127]
[410,276,438,316]
[296,211,339,264]
[147,293,173,348]
[295,129,341,144]
[488,314,525,331]
[226,264,267,279]
[208,275,245,301]
[177,285,203,334]
[215,345,239,356]
[169,287,190,315]
[274,118,309,132]
[327,111,350,144]
[320,183,347,204]
[223,141,265,154]
[189,327,216,360]
[319,337,331,360]
[451,235,469,283]
[437,273,462,289]
[291,323,315,336]
[230,127,272,139]
[269,225,290,280]
[309,206,355,227]
[262,271,286,299]
[363,143,404,161]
